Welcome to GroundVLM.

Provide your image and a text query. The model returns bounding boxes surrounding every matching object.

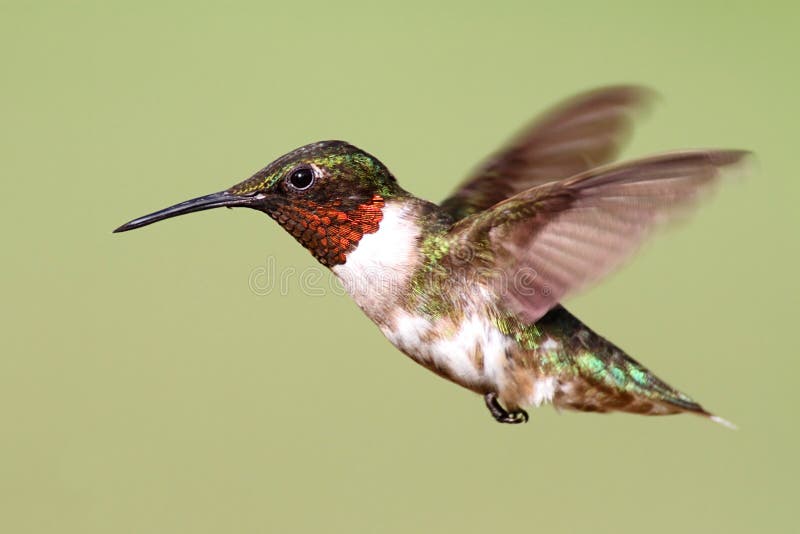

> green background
[2,1,797,533]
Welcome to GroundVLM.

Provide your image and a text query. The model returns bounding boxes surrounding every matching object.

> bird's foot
[484,392,529,424]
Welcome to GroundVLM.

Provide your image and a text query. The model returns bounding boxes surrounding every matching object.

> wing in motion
[447,150,749,323]
[440,85,656,221]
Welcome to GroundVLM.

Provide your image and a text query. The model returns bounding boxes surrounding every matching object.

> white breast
[383,309,512,392]
[332,201,421,315]
[332,200,536,401]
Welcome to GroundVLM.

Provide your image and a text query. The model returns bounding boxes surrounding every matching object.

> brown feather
[440,85,656,220]
[449,150,749,323]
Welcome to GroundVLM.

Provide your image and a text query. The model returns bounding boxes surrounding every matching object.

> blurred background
[1,1,797,533]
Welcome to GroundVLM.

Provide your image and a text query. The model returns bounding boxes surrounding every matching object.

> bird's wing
[440,86,656,221]
[445,150,749,323]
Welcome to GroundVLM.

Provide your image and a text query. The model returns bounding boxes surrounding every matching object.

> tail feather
[539,306,731,426]
[708,414,737,429]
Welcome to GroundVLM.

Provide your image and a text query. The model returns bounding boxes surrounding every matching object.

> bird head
[114,141,403,266]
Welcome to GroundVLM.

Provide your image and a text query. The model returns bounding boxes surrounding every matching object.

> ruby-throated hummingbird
[115,86,745,426]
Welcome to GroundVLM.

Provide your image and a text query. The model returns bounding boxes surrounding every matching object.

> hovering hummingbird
[115,86,745,427]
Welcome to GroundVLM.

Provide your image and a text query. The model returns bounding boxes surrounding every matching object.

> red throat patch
[272,195,385,266]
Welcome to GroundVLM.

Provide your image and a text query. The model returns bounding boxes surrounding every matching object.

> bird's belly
[381,311,512,393]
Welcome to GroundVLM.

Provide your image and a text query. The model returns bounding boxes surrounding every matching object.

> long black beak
[113,191,260,233]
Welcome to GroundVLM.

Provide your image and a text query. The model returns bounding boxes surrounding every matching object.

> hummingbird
[115,86,745,427]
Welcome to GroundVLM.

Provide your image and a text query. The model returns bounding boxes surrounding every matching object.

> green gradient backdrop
[1,2,797,533]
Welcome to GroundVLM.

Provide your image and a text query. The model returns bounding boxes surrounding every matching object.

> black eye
[287,167,315,191]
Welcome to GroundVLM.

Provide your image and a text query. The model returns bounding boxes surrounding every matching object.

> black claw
[484,392,529,424]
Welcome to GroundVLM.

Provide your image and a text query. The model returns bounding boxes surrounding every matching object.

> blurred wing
[449,150,749,323]
[441,85,656,221]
